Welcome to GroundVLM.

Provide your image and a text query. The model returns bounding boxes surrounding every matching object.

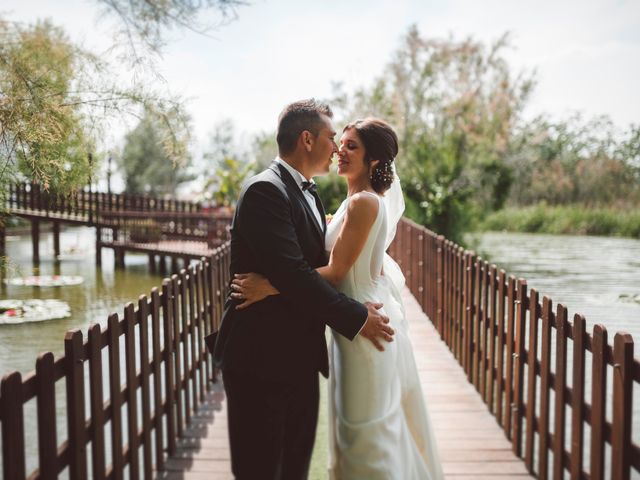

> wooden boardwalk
[156,288,533,480]
[3,183,232,265]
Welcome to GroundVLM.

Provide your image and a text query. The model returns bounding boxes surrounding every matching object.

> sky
[3,0,640,157]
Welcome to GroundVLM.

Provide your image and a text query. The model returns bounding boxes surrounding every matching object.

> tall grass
[479,204,640,238]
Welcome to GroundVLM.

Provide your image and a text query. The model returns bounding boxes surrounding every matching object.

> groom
[210,99,395,479]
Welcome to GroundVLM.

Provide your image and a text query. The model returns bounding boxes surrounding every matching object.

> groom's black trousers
[223,368,320,480]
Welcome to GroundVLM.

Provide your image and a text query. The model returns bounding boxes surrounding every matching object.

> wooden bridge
[1,182,232,271]
[0,217,638,480]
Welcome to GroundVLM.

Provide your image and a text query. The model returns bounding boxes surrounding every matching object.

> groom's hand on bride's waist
[360,302,394,352]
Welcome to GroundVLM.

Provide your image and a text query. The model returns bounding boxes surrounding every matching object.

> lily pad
[5,275,84,287]
[0,299,72,324]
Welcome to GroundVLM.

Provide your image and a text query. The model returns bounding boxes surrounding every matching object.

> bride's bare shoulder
[346,192,380,224]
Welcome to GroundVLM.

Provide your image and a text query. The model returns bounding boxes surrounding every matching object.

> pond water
[468,231,640,342]
[1,226,164,375]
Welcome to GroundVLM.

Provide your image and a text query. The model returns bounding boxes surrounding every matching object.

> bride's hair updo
[343,118,398,194]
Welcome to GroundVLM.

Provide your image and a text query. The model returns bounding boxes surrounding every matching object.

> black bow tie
[301,181,317,193]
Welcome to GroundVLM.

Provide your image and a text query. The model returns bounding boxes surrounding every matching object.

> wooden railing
[6,182,208,223]
[0,244,231,480]
[389,218,638,480]
[99,210,232,249]
[5,182,233,252]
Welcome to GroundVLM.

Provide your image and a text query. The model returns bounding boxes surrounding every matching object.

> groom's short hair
[277,99,333,155]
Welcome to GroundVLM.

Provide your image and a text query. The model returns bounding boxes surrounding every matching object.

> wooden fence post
[180,270,192,425]
[480,261,489,402]
[512,279,527,455]
[553,305,568,479]
[473,258,482,388]
[202,258,213,385]
[36,352,57,480]
[590,325,608,480]
[188,267,199,412]
[52,222,60,258]
[107,313,125,479]
[124,303,140,480]
[88,324,106,480]
[524,289,540,472]
[436,236,444,337]
[151,287,165,469]
[1,372,26,480]
[487,265,498,413]
[503,276,517,437]
[65,329,88,480]
[162,279,178,455]
[171,274,185,435]
[195,263,206,401]
[138,296,153,479]
[463,252,474,378]
[570,314,586,479]
[538,297,553,480]
[611,332,634,480]
[31,219,40,264]
[0,217,6,263]
[417,232,425,311]
[495,270,506,427]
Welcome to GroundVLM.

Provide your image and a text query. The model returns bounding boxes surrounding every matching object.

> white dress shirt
[274,157,323,229]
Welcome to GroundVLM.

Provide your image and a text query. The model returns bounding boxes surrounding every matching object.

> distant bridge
[2,182,232,271]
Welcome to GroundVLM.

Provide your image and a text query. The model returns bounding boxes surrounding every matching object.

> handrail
[5,182,209,223]
[4,182,233,250]
[0,243,231,480]
[389,218,637,480]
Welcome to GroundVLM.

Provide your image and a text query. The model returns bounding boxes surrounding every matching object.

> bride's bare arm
[316,193,378,286]
[232,193,378,308]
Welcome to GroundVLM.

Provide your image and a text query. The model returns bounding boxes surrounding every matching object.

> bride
[231,118,443,479]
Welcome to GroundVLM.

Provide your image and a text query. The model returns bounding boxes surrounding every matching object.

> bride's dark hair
[343,118,398,194]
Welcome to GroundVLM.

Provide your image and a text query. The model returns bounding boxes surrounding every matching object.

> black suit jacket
[211,161,368,381]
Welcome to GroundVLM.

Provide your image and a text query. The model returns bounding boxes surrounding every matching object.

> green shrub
[479,204,640,238]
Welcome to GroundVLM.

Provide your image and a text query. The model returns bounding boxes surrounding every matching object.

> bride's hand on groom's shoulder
[360,302,395,352]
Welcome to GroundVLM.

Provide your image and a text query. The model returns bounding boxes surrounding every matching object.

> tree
[331,26,534,242]
[0,20,96,196]
[120,111,194,195]
[98,0,247,63]
[1,1,248,208]
[251,131,278,171]
[1,1,248,272]
[202,120,255,207]
[506,115,640,207]
[205,157,254,207]
[0,17,192,205]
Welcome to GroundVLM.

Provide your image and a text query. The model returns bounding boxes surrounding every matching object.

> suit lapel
[315,191,327,234]
[269,162,325,240]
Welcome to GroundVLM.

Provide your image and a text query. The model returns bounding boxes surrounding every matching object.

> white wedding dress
[326,191,444,480]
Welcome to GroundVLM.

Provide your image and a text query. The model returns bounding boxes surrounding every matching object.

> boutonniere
[325,214,333,224]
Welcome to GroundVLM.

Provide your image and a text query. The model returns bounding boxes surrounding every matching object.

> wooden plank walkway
[109,239,216,258]
[156,288,533,479]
